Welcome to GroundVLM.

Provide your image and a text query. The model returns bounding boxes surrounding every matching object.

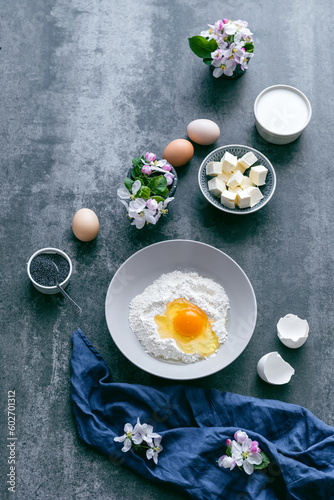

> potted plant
[117,152,177,229]
[189,18,254,79]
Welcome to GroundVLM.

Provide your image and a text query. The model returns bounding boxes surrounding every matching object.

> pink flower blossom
[234,430,248,444]
[250,441,261,453]
[218,455,236,470]
[214,20,225,31]
[141,164,152,175]
[164,172,174,186]
[145,152,156,162]
[146,198,158,211]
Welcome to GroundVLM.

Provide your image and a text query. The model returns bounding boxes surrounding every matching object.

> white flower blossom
[117,179,141,200]
[146,436,163,465]
[113,420,144,452]
[218,430,264,475]
[114,418,163,465]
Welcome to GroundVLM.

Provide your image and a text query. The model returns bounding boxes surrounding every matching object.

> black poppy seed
[30,253,70,287]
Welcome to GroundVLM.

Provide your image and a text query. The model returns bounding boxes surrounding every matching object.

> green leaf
[244,42,254,53]
[253,452,271,471]
[188,36,218,59]
[226,447,231,457]
[137,186,150,200]
[124,177,134,191]
[132,156,145,177]
[203,58,213,65]
[160,187,170,198]
[132,156,144,168]
[134,164,142,177]
[148,175,167,194]
[141,175,149,186]
[151,195,164,203]
[131,168,145,183]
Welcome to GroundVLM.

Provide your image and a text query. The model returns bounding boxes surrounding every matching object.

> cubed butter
[221,152,238,173]
[240,176,255,190]
[245,186,264,207]
[238,151,258,169]
[227,170,244,189]
[217,172,232,183]
[221,190,236,209]
[228,186,243,195]
[249,165,268,186]
[236,190,251,209]
[233,160,247,174]
[206,161,223,176]
[208,177,226,197]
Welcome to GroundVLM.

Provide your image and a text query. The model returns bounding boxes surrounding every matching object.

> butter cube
[245,186,264,207]
[236,190,251,209]
[221,190,236,209]
[233,160,247,174]
[228,186,243,195]
[249,165,268,186]
[239,152,258,169]
[217,172,232,183]
[221,152,238,173]
[206,162,223,176]
[208,177,226,197]
[240,176,255,190]
[227,170,244,189]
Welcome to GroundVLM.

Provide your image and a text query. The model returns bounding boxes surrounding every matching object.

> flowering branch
[114,418,163,465]
[218,430,270,475]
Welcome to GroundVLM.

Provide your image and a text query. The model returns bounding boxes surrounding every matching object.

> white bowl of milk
[254,85,312,145]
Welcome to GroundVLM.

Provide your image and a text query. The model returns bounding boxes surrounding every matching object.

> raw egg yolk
[154,298,219,358]
[174,309,204,337]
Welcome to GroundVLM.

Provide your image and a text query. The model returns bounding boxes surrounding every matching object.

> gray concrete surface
[1,0,333,498]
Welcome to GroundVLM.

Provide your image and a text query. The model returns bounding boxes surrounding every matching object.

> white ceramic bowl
[105,240,257,380]
[27,247,72,295]
[198,144,276,215]
[254,84,312,145]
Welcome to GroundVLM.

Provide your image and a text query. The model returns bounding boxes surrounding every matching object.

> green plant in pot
[117,152,177,229]
[189,18,254,79]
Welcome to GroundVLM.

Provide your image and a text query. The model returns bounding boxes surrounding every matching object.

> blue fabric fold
[71,328,334,500]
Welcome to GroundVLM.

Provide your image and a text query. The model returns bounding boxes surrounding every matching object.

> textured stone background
[1,0,333,498]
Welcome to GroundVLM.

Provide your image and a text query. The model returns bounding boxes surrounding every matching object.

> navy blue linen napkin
[71,328,334,500]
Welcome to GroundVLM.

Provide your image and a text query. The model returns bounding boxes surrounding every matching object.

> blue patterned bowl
[198,144,276,214]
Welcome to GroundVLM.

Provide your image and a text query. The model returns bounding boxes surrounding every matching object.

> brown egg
[163,139,194,167]
[72,208,100,242]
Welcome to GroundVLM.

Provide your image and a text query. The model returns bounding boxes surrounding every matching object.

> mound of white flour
[129,270,230,363]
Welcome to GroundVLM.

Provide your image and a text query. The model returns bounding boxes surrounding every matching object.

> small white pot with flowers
[189,18,254,79]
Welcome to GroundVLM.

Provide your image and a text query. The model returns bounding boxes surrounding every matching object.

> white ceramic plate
[105,240,257,380]
[198,144,276,214]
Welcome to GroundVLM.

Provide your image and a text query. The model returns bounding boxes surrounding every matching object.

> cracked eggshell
[257,352,295,385]
[277,314,309,349]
